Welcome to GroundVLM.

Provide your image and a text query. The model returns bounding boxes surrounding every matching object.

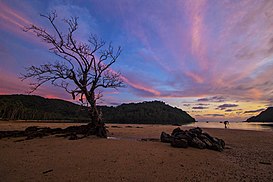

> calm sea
[184,122,273,131]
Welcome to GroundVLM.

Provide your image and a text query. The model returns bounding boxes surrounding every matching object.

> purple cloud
[217,104,238,110]
[197,103,210,106]
[244,108,265,114]
[204,114,225,117]
[197,96,226,102]
[225,109,234,112]
[192,106,208,110]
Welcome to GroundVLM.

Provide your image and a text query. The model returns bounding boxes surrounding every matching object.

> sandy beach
[0,122,273,181]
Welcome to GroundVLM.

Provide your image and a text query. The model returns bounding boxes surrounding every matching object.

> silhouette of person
[224,121,229,128]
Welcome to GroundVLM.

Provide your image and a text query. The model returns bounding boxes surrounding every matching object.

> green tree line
[0,95,195,124]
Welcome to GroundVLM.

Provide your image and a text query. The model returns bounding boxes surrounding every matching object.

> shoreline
[0,120,272,132]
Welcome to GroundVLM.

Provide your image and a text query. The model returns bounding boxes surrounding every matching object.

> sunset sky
[1,0,273,121]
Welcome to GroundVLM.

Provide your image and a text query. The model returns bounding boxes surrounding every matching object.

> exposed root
[0,124,108,140]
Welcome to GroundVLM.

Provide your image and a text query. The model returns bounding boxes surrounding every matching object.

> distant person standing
[224,121,229,128]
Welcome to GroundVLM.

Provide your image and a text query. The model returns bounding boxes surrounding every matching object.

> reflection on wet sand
[185,122,273,131]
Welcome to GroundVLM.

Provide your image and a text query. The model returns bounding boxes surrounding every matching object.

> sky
[1,0,273,121]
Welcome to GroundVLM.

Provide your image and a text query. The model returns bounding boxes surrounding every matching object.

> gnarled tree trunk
[87,92,107,138]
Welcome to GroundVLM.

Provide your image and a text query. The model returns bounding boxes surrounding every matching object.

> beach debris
[172,123,182,126]
[42,169,53,174]
[111,125,122,128]
[160,127,225,151]
[140,138,160,142]
[259,161,272,165]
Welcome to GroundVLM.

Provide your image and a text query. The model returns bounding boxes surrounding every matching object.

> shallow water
[185,121,273,131]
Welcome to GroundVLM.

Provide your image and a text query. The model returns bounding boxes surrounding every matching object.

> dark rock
[171,138,188,148]
[211,137,220,144]
[0,123,108,140]
[198,134,213,148]
[200,138,213,148]
[198,134,209,140]
[68,133,78,140]
[171,127,183,136]
[25,126,39,133]
[190,137,206,149]
[40,127,52,133]
[174,133,186,139]
[218,138,225,148]
[64,126,80,133]
[210,143,224,152]
[160,127,225,152]
[51,128,63,134]
[189,127,202,135]
[161,132,173,143]
[202,132,214,141]
[24,127,52,140]
[185,132,194,142]
[200,134,225,151]
[26,131,47,140]
[0,130,25,138]
[209,138,225,151]
[174,133,192,142]
[186,131,197,138]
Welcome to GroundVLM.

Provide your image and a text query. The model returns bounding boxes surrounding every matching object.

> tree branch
[22,11,124,113]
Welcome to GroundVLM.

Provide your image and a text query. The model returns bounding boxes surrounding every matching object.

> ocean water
[184,122,273,131]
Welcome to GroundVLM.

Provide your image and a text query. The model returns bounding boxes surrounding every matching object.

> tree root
[0,124,108,140]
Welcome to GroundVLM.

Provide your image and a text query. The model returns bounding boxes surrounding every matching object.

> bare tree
[21,11,124,137]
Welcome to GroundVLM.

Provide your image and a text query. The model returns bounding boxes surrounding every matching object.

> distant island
[0,95,195,125]
[246,107,273,122]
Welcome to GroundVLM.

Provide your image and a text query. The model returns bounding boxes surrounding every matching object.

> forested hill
[0,95,89,120]
[0,95,195,124]
[246,107,273,122]
[103,101,195,124]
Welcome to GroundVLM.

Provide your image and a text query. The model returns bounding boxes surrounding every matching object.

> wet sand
[0,122,273,181]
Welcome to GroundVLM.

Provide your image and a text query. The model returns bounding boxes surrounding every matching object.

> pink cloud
[185,71,204,84]
[0,2,32,28]
[0,68,73,101]
[0,2,32,32]
[0,2,46,48]
[184,0,209,70]
[120,75,160,97]
[210,1,273,82]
